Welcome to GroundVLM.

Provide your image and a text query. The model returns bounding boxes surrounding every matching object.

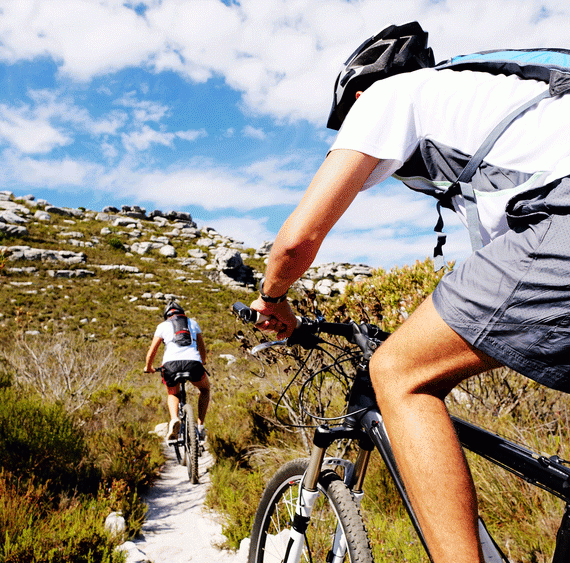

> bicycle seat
[172,371,193,383]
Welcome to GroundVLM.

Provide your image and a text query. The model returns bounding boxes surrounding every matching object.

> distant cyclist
[144,301,209,441]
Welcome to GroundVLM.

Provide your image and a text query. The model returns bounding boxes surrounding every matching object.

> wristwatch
[259,277,288,303]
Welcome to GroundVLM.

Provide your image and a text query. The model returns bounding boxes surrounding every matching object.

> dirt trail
[127,443,249,563]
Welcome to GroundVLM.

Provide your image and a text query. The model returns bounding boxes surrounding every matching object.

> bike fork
[282,444,327,563]
[282,435,372,563]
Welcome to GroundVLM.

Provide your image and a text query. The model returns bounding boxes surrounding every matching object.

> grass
[2,195,569,561]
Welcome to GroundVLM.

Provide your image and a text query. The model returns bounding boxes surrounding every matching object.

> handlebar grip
[232,302,269,324]
[232,302,302,329]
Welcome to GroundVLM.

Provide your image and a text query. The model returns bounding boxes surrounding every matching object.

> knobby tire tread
[183,403,199,484]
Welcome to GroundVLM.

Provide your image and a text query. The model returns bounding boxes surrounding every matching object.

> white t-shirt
[330,68,570,243]
[154,318,202,363]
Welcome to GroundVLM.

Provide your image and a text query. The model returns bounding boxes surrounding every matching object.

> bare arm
[251,149,380,337]
[196,333,207,364]
[144,336,163,373]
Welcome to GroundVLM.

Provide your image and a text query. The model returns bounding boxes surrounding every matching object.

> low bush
[0,473,124,563]
[107,236,125,251]
[2,333,120,414]
[206,459,266,550]
[0,388,98,499]
[93,424,163,536]
[0,376,164,557]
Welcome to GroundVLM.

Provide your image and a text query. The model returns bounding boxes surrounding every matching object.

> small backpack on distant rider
[163,301,193,347]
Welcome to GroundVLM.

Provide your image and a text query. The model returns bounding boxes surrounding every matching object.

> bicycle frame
[295,364,570,563]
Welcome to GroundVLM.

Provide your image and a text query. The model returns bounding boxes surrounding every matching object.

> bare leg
[370,295,501,563]
[166,384,180,421]
[192,373,210,426]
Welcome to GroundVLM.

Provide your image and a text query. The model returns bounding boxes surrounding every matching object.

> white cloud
[1,0,569,127]
[176,129,208,142]
[243,125,266,140]
[92,155,305,211]
[115,92,170,123]
[0,89,129,155]
[316,217,472,270]
[243,155,315,189]
[3,149,101,187]
[101,140,119,161]
[0,103,72,154]
[121,125,207,151]
[27,89,128,136]
[205,215,274,251]
[121,125,175,152]
[335,182,439,233]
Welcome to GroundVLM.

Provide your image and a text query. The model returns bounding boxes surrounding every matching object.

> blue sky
[0,1,569,269]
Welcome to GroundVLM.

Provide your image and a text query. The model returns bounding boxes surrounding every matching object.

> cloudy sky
[0,0,569,269]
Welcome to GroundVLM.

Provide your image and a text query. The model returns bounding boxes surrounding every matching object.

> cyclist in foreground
[249,22,570,563]
[144,301,210,441]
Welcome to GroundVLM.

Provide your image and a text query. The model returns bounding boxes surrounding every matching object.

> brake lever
[251,340,288,355]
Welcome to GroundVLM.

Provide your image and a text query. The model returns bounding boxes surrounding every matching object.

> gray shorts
[432,177,570,393]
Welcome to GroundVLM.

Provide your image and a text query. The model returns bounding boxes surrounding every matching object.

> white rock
[105,511,126,537]
[159,245,176,258]
[116,541,150,563]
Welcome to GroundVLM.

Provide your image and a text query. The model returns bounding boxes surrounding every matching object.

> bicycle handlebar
[232,302,390,356]
[232,301,269,324]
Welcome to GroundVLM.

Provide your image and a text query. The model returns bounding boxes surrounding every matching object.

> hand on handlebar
[249,296,298,340]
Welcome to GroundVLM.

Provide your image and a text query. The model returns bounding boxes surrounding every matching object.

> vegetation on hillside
[0,202,249,561]
[1,196,569,563]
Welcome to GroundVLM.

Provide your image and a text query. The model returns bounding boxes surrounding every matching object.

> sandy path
[129,443,249,563]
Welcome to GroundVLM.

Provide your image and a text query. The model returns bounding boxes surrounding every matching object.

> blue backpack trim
[436,49,570,87]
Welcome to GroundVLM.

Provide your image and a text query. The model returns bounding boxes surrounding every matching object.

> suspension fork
[282,425,373,563]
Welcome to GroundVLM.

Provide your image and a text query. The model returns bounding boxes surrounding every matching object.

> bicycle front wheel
[248,459,373,563]
[183,404,199,484]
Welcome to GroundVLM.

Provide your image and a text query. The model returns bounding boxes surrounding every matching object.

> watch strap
[259,277,288,303]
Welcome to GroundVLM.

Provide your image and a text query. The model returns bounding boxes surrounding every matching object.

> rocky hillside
[0,190,374,340]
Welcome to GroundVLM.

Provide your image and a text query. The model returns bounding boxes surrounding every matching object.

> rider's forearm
[144,354,155,372]
[262,149,379,298]
[262,222,320,297]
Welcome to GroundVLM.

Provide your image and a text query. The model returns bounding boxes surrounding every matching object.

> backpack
[169,313,193,347]
[427,48,570,268]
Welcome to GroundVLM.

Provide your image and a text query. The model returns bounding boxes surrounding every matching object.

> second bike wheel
[173,420,185,466]
[248,459,373,563]
[183,403,199,484]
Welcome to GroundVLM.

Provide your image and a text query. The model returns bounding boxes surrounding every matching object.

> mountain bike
[232,301,570,563]
[158,367,203,484]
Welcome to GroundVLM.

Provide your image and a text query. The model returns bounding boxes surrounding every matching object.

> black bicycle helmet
[163,301,185,320]
[327,21,434,130]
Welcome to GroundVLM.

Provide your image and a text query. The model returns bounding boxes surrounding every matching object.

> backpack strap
[433,87,552,269]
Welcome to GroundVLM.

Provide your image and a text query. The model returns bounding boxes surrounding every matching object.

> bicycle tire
[183,404,199,484]
[248,459,373,563]
[174,442,184,465]
[173,420,185,466]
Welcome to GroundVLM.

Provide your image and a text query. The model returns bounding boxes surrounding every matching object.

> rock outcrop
[0,191,374,297]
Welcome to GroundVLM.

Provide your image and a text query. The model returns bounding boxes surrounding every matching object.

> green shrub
[206,459,266,550]
[0,389,99,498]
[92,424,162,537]
[321,258,447,331]
[107,236,125,251]
[0,473,125,563]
